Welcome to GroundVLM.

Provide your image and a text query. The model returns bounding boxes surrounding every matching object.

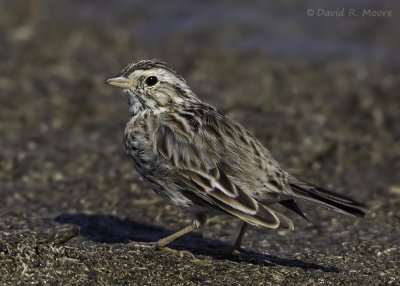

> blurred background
[0,0,399,284]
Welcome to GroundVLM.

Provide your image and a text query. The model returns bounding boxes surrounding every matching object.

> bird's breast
[123,113,160,175]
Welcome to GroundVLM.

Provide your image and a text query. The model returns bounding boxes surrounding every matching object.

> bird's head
[106,59,199,114]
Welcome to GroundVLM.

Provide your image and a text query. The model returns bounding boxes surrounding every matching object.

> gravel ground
[0,1,399,285]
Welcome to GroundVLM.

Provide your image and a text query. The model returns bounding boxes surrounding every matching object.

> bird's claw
[156,245,196,258]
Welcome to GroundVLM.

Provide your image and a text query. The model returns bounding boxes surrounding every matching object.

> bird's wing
[153,106,293,229]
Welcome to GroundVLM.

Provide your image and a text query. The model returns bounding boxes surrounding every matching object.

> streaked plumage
[106,59,366,251]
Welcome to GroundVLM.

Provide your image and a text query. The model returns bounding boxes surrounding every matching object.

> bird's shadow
[55,213,338,273]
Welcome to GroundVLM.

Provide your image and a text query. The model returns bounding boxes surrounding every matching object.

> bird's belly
[128,150,156,175]
[125,139,194,209]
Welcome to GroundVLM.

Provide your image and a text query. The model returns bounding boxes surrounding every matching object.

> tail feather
[279,199,310,221]
[289,180,367,217]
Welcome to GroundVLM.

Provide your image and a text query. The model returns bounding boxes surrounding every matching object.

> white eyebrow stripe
[130,69,184,85]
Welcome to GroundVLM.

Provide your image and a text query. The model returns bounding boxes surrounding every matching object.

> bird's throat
[124,89,147,116]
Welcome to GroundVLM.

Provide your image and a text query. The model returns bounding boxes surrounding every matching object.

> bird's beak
[105,75,131,89]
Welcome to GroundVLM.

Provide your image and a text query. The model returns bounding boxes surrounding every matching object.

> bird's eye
[145,76,158,86]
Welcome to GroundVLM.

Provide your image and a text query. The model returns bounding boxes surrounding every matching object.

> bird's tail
[289,177,367,217]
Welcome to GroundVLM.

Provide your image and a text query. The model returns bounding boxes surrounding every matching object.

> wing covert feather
[152,107,293,229]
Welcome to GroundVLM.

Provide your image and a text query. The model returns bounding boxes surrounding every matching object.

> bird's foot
[224,246,244,257]
[129,241,195,258]
[155,245,196,258]
[128,241,154,249]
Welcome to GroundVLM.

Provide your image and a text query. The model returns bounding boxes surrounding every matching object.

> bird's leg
[230,221,248,254]
[153,213,206,257]
[155,224,196,249]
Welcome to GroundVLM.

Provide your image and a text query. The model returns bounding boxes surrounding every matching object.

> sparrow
[105,59,366,252]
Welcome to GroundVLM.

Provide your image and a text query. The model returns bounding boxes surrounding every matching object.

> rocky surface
[0,1,399,285]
